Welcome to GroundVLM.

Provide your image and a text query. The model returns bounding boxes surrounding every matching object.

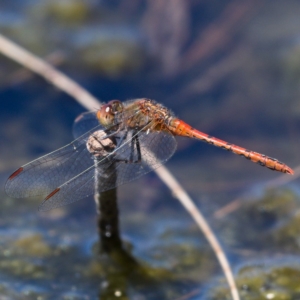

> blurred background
[0,1,300,299]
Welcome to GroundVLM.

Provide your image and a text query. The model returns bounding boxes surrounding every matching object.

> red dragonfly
[5,99,293,211]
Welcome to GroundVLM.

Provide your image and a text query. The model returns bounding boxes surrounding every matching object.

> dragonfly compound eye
[97,104,115,127]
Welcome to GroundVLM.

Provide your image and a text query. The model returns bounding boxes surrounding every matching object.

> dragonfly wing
[99,130,177,191]
[72,111,100,139]
[5,123,104,199]
[39,130,177,211]
[38,163,96,211]
[39,155,118,211]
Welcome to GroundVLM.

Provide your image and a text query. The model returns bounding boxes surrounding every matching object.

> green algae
[219,188,299,250]
[272,213,300,252]
[79,36,145,77]
[36,0,90,24]
[209,188,300,299]
[1,21,50,57]
[0,258,46,279]
[269,266,300,292]
[255,189,297,217]
[0,234,52,279]
[0,284,48,300]
[13,234,52,258]
[211,265,300,300]
[238,188,297,224]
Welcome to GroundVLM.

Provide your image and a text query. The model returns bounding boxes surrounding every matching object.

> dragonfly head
[97,100,124,127]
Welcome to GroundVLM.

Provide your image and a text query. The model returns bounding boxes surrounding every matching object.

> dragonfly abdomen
[169,118,294,175]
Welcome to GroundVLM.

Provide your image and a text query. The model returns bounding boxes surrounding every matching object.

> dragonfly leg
[130,133,135,162]
[134,135,142,163]
[115,130,128,148]
[87,131,117,158]
[129,131,141,164]
[92,133,116,152]
[100,124,122,140]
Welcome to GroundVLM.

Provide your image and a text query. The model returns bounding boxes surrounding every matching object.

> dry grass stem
[155,167,240,300]
[0,34,100,109]
[7,51,65,86]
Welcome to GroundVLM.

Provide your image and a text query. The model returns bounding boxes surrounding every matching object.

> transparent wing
[72,111,99,139]
[113,130,177,187]
[5,107,136,202]
[5,122,105,199]
[38,130,177,211]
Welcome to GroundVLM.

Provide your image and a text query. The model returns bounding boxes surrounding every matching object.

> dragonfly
[5,98,293,211]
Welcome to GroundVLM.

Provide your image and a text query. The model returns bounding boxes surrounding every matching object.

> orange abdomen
[169,118,293,175]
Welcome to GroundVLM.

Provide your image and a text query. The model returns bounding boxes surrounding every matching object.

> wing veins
[45,120,155,200]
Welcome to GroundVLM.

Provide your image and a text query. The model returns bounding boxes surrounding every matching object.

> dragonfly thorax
[137,98,174,129]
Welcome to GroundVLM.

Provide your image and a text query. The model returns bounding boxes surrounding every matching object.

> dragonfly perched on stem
[5,98,293,211]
